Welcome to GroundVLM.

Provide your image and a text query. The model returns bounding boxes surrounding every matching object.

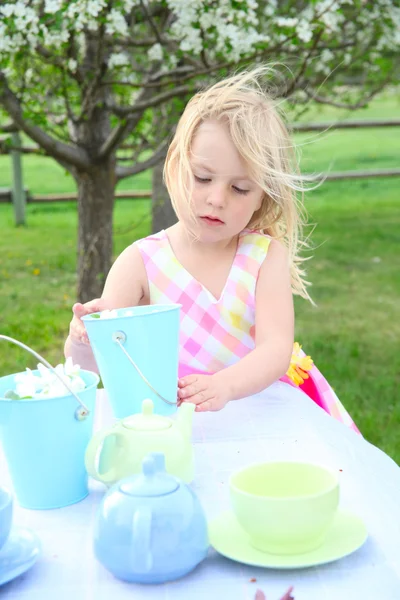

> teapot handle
[84,428,127,485]
[132,506,153,572]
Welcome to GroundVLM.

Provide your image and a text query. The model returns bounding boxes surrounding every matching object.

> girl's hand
[178,373,230,412]
[69,298,109,344]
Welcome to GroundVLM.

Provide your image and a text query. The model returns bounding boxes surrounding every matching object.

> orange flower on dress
[286,342,313,386]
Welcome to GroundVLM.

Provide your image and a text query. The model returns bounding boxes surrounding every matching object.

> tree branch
[0,71,91,169]
[97,113,143,159]
[104,37,302,95]
[36,43,83,84]
[61,70,77,124]
[304,77,391,110]
[285,28,324,96]
[0,142,45,155]
[140,0,164,46]
[110,84,192,116]
[117,138,153,164]
[97,86,153,159]
[0,122,18,133]
[115,35,162,47]
[144,37,300,91]
[116,139,171,181]
[100,66,198,89]
[79,27,110,120]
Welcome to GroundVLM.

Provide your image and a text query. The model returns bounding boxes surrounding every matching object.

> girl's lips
[200,216,224,226]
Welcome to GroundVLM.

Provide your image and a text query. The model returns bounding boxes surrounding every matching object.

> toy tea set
[0,305,368,587]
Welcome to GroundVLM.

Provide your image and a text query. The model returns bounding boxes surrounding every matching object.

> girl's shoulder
[132,229,167,256]
[239,229,288,271]
[133,229,166,246]
[239,228,272,255]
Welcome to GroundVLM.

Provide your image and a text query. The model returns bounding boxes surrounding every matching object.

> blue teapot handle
[132,506,153,572]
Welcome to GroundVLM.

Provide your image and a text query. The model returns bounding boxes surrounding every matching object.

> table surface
[1,381,400,600]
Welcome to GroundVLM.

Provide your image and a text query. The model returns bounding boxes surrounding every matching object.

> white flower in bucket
[64,356,82,377]
[90,308,134,320]
[99,309,119,319]
[9,357,86,400]
[1,335,91,423]
[13,368,42,398]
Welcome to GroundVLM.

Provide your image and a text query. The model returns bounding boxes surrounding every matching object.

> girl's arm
[217,238,294,400]
[64,244,148,370]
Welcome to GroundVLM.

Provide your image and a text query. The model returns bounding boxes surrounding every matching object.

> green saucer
[209,510,367,569]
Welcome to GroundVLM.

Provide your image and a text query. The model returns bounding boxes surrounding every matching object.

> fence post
[11,132,26,225]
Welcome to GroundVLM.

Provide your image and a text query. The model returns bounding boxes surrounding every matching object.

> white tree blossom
[148,43,164,62]
[106,9,128,36]
[0,0,399,65]
[296,20,313,44]
[108,52,130,68]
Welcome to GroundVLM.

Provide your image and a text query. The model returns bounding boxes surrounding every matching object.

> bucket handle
[0,335,90,420]
[112,331,177,406]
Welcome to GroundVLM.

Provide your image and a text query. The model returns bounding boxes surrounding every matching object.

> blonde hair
[164,66,313,302]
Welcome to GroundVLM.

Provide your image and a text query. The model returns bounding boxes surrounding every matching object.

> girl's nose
[207,185,227,208]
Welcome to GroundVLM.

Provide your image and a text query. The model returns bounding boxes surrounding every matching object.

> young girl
[65,67,358,432]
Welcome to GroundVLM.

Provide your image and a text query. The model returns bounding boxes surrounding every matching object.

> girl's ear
[256,191,265,211]
[248,193,267,229]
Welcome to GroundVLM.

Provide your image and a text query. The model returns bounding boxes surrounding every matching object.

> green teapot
[85,399,195,485]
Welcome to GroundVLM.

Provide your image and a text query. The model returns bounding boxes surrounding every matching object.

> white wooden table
[2,382,400,600]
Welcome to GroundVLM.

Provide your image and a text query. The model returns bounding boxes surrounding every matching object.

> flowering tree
[0,0,399,301]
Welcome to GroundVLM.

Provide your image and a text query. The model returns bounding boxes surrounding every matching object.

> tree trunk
[151,156,177,233]
[76,162,115,303]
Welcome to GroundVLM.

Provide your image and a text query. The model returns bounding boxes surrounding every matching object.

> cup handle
[132,507,153,572]
[84,428,127,485]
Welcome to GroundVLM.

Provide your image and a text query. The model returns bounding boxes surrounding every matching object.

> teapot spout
[177,402,195,440]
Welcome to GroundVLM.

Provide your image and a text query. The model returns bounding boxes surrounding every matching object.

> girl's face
[183,119,264,243]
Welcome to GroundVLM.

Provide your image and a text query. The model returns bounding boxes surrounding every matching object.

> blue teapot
[94,452,209,583]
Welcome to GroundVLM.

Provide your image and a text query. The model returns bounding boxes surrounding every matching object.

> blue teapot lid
[119,453,179,497]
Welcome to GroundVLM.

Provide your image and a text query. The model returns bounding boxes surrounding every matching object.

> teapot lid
[122,399,171,431]
[119,453,179,497]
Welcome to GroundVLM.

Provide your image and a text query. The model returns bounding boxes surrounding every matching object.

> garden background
[1,90,399,462]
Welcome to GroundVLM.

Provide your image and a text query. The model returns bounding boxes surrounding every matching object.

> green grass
[0,91,399,462]
[295,179,400,448]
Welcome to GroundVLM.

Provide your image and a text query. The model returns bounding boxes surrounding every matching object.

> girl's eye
[194,175,211,183]
[232,185,249,195]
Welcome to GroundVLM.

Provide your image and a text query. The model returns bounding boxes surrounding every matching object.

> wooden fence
[0,189,151,203]
[1,119,399,223]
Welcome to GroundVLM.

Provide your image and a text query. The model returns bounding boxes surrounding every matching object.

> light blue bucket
[82,305,181,418]
[0,335,99,510]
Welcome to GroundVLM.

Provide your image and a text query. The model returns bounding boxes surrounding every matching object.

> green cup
[230,461,339,555]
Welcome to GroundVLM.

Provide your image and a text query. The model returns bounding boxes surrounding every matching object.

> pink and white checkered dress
[135,229,359,433]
